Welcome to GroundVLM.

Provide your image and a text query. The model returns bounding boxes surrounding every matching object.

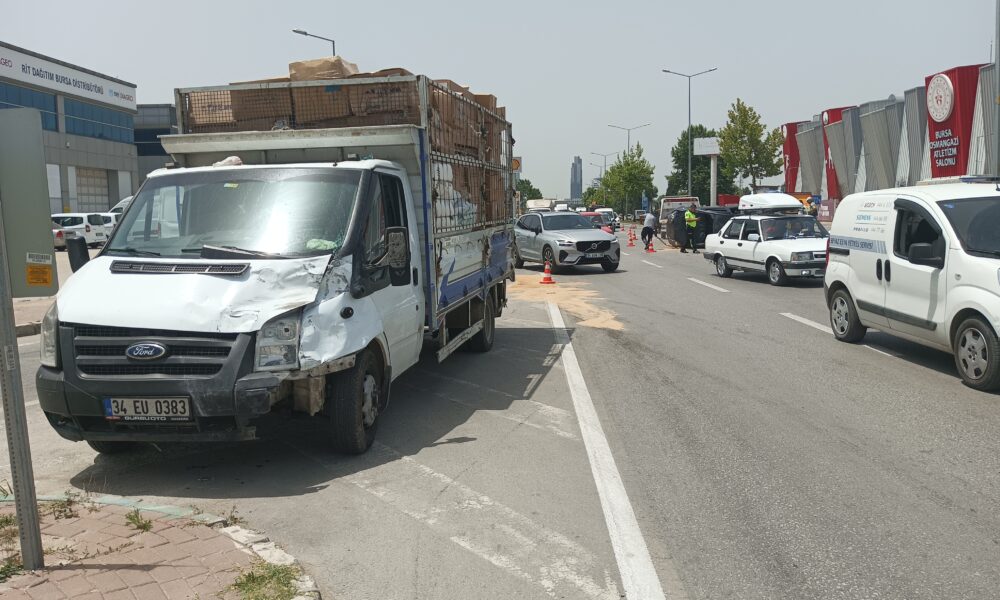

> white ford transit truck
[36,74,515,454]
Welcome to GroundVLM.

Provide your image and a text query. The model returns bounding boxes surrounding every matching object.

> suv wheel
[953,317,1000,391]
[542,246,556,269]
[514,245,525,269]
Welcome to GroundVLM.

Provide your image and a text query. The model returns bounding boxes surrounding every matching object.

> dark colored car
[663,206,736,248]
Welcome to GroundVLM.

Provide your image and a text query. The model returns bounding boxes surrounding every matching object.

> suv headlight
[557,240,575,247]
[40,303,59,368]
[791,251,812,261]
[255,311,300,371]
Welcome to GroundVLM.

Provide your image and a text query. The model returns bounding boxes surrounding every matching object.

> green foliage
[125,508,152,533]
[665,124,738,202]
[594,144,658,214]
[515,178,543,209]
[581,185,604,207]
[718,98,784,188]
[231,561,301,600]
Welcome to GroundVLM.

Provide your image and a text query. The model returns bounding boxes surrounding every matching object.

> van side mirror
[907,243,944,269]
[66,237,90,273]
[385,226,411,286]
[747,233,760,242]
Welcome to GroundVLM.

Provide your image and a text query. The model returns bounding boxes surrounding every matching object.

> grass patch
[41,491,83,521]
[230,561,301,600]
[125,509,152,533]
[224,505,246,527]
[0,512,20,583]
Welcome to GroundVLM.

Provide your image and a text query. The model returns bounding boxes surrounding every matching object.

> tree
[515,178,543,210]
[665,124,738,203]
[598,143,658,215]
[718,98,784,189]
[581,185,603,207]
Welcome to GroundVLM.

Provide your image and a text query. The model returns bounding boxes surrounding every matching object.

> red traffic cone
[540,261,556,284]
[646,242,656,253]
[627,236,635,247]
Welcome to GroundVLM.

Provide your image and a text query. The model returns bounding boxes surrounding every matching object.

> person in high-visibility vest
[680,202,700,254]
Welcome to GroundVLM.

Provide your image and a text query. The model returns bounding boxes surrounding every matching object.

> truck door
[364,172,423,375]
[884,198,949,345]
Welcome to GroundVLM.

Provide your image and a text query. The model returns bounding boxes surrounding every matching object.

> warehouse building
[0,41,138,213]
[781,61,996,219]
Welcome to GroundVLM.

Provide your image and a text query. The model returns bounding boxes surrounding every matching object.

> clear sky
[2,0,996,197]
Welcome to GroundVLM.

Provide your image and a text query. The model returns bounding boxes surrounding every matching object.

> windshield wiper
[105,247,161,257]
[200,245,289,259]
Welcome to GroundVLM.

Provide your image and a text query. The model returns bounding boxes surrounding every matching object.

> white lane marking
[546,302,675,600]
[621,251,632,256]
[18,341,38,348]
[641,260,662,269]
[780,313,898,357]
[686,277,729,293]
[780,312,831,333]
[288,441,622,599]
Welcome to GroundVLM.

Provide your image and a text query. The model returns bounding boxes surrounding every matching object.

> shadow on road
[68,325,574,500]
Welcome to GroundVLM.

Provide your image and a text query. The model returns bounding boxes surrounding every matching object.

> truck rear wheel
[327,349,384,455]
[466,295,496,353]
[86,440,137,455]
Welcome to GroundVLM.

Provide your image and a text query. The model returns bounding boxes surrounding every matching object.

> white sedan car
[703,214,829,285]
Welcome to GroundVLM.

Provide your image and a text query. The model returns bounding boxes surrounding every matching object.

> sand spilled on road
[508,274,623,331]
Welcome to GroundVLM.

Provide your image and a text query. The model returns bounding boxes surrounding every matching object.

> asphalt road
[3,233,1000,599]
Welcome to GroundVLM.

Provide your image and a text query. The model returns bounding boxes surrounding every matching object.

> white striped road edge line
[686,277,729,293]
[621,252,631,256]
[641,260,662,269]
[780,313,895,357]
[547,302,681,600]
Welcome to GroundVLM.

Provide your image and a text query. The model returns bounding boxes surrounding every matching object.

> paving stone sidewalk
[0,496,319,600]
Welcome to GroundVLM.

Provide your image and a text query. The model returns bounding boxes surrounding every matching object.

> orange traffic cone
[540,261,556,284]
[646,242,656,253]
[627,236,635,247]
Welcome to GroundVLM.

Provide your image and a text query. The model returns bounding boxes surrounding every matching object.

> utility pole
[994,0,1000,174]
[591,151,617,207]
[662,67,718,198]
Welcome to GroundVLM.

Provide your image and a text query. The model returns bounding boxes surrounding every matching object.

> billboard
[926,65,984,178]
[0,44,136,111]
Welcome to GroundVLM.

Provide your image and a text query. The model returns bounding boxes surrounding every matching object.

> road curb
[0,492,321,599]
[15,322,40,338]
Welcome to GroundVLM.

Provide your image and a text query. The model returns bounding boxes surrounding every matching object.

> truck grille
[68,324,238,379]
[576,241,611,252]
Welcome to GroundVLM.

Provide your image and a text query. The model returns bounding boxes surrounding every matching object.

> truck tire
[327,349,384,454]
[953,316,1000,391]
[466,295,496,353]
[86,440,137,455]
[829,289,866,343]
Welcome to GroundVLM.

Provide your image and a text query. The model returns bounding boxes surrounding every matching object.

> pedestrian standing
[641,210,657,250]
[680,202,700,254]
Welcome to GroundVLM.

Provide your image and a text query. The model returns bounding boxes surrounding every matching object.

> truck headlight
[791,252,812,261]
[255,312,300,371]
[40,303,59,368]
[557,240,575,247]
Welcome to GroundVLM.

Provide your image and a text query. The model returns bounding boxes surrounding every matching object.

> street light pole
[591,151,617,207]
[662,67,717,201]
[292,29,336,55]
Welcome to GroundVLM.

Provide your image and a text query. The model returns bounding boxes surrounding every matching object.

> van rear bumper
[36,366,280,443]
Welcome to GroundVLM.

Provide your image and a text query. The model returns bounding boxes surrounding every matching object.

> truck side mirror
[66,237,91,273]
[386,226,411,286]
[907,242,944,269]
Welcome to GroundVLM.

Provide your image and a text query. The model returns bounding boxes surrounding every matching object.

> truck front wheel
[327,349,384,454]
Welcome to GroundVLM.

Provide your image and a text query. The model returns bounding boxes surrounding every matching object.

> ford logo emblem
[125,342,168,361]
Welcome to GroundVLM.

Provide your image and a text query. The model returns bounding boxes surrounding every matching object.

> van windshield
[105,168,363,259]
[938,197,1000,256]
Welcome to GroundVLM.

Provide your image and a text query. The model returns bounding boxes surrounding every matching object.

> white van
[824,180,1000,390]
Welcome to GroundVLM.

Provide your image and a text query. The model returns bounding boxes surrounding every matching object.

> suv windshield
[938,197,1000,256]
[760,216,828,240]
[52,216,83,227]
[543,213,599,230]
[105,168,363,259]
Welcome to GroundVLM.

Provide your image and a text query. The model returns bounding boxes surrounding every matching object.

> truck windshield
[938,197,1000,256]
[543,214,598,230]
[761,216,828,240]
[106,168,363,259]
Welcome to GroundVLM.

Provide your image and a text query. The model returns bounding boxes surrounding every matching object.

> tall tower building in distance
[570,156,583,200]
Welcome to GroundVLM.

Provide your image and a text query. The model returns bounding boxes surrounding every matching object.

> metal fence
[175,76,514,235]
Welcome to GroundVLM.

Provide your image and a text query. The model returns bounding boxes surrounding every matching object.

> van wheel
[715,255,733,278]
[767,259,788,286]
[86,440,137,455]
[953,317,1000,391]
[327,349,383,454]
[466,295,496,353]
[829,289,867,343]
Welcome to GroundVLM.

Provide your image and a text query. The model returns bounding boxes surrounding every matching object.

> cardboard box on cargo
[230,77,293,129]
